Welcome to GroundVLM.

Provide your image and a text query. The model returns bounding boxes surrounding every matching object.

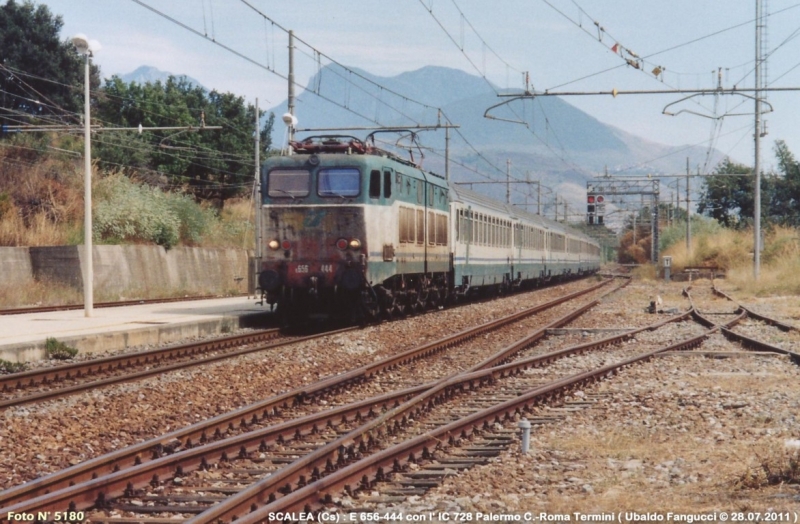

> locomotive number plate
[291,263,336,274]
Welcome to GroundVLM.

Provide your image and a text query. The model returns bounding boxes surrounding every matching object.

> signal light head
[588,195,595,204]
[596,195,605,204]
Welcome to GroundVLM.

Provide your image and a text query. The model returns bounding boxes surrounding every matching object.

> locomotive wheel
[359,290,380,326]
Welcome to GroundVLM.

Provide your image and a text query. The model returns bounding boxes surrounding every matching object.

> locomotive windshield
[318,168,360,197]
[268,169,310,198]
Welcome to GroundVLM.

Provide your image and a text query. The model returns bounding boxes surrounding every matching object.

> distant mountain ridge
[265,64,723,202]
[117,64,721,206]
[117,66,206,90]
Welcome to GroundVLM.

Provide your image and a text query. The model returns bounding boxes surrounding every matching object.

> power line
[418,0,593,182]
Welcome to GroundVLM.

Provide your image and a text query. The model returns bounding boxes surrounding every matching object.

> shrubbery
[93,174,221,249]
[45,337,79,360]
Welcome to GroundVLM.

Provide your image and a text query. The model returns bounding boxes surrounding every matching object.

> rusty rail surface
[1,329,280,394]
[708,286,800,363]
[225,312,709,522]
[0,294,251,316]
[0,279,612,510]
[0,327,331,410]
[711,285,797,332]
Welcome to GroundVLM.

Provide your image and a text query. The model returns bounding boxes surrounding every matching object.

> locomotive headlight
[268,239,280,250]
[349,238,362,250]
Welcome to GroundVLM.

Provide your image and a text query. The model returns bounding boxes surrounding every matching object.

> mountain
[268,64,723,205]
[118,66,206,90]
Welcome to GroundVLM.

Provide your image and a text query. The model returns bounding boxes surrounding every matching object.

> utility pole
[686,158,691,255]
[554,194,558,221]
[506,159,511,204]
[445,124,450,182]
[754,0,763,279]
[254,98,262,261]
[287,30,296,153]
[537,182,541,215]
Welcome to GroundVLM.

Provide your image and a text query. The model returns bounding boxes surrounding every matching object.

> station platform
[0,297,272,363]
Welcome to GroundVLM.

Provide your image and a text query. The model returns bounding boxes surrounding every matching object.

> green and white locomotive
[257,134,600,325]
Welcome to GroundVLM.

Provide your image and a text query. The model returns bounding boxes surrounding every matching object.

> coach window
[428,185,434,206]
[383,170,392,199]
[416,209,424,244]
[428,211,435,246]
[417,181,423,204]
[268,169,310,198]
[318,168,360,197]
[369,170,381,198]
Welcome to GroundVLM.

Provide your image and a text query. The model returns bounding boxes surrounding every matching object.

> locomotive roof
[264,151,447,184]
[449,184,598,245]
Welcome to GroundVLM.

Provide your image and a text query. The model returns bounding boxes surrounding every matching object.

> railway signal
[586,194,604,225]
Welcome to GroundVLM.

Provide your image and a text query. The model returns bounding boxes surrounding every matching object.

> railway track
[11,281,796,522]
[0,328,304,410]
[0,279,623,517]
[684,285,800,362]
[199,309,708,521]
[0,295,250,316]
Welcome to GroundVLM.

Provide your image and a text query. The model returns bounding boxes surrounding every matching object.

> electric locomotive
[258,135,451,324]
[257,134,600,325]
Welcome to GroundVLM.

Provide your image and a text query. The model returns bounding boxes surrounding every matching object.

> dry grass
[0,139,86,247]
[631,264,657,280]
[663,226,800,297]
[736,443,800,489]
[0,210,81,246]
[199,198,255,249]
[0,279,83,308]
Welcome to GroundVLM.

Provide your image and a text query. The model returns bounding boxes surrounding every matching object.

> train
[257,133,601,325]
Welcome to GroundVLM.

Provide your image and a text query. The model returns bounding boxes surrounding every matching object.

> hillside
[266,64,722,205]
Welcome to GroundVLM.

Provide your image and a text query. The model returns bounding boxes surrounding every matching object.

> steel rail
[718,327,800,364]
[0,281,625,518]
[711,285,798,332]
[0,294,250,316]
[230,312,712,521]
[0,328,334,410]
[706,286,800,363]
[190,286,675,524]
[0,329,281,394]
[0,280,610,508]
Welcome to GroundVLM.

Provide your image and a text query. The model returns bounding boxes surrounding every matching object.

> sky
[38,0,800,178]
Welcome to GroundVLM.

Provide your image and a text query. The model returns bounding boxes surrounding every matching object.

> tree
[0,0,100,125]
[95,75,274,207]
[770,140,800,226]
[697,158,758,228]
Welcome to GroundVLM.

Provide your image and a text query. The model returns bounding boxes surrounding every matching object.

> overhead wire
[418,0,591,187]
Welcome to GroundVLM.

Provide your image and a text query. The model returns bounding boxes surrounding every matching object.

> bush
[171,195,216,245]
[0,359,28,373]
[94,175,181,248]
[45,337,79,360]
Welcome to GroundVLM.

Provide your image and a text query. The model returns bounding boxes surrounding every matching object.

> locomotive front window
[268,169,310,198]
[318,168,360,197]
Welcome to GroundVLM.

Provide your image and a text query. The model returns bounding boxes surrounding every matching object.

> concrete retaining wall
[0,247,34,287]
[1,245,252,298]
